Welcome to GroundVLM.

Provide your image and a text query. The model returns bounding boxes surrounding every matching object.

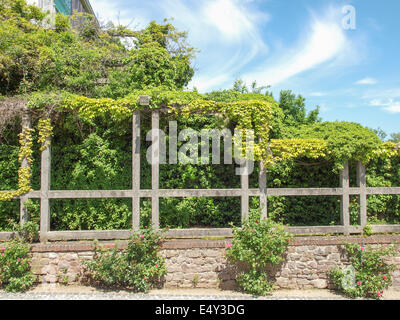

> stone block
[311,279,327,289]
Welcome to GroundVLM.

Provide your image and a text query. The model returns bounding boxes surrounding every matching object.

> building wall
[26,0,92,15]
[29,235,400,290]
[71,0,85,13]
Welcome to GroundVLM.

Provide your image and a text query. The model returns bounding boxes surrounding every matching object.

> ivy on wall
[1,88,399,205]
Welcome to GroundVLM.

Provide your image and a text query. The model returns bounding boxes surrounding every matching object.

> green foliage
[284,121,382,171]
[389,132,400,143]
[236,269,273,296]
[0,240,36,292]
[225,209,292,295]
[8,220,39,243]
[0,0,195,97]
[365,155,400,225]
[83,228,166,292]
[279,90,321,126]
[329,243,397,299]
[363,224,373,237]
[0,0,399,233]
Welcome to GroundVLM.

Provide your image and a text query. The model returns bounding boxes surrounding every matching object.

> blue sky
[90,0,400,136]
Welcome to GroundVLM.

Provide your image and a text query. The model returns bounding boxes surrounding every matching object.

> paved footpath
[0,285,399,300]
[0,292,349,300]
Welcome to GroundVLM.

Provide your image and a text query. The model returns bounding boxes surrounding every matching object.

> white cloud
[155,0,269,91]
[203,0,267,40]
[90,0,148,28]
[309,92,326,97]
[370,99,400,113]
[355,77,377,85]
[242,9,349,86]
[319,103,330,112]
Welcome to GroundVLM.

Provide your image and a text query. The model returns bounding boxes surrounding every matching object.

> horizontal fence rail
[1,106,400,242]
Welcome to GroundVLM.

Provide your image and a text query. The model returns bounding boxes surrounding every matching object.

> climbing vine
[37,118,53,151]
[0,126,33,201]
[1,88,400,203]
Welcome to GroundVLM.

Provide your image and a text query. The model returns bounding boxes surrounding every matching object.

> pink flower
[140,235,145,239]
[225,243,232,248]
[155,264,158,268]
[360,247,364,251]
[17,258,21,262]
[383,275,387,280]
[377,292,382,297]
[1,253,4,257]
[357,281,362,286]
[251,229,255,233]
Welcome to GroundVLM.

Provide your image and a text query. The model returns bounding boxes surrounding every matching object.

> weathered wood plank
[165,228,233,238]
[152,110,160,230]
[265,188,343,196]
[4,187,400,200]
[259,161,267,219]
[0,232,16,241]
[157,189,243,197]
[340,162,350,235]
[41,225,369,241]
[20,109,31,225]
[241,161,249,221]
[40,138,51,243]
[43,229,234,240]
[132,111,141,230]
[47,190,134,199]
[371,225,400,233]
[287,225,363,234]
[45,230,134,241]
[357,161,367,228]
[366,187,400,195]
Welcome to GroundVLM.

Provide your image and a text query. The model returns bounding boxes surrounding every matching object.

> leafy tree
[389,132,400,143]
[368,127,387,141]
[279,90,321,126]
[0,0,195,97]
[232,79,248,94]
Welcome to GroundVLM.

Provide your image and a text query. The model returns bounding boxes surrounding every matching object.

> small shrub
[225,209,292,296]
[83,228,166,292]
[329,243,397,299]
[0,240,36,292]
[363,224,373,237]
[15,221,39,244]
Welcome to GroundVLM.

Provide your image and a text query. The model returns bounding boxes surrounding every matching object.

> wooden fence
[1,102,400,242]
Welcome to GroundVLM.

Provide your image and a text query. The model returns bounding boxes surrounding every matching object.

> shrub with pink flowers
[83,228,166,292]
[329,243,397,299]
[225,209,292,296]
[0,240,36,292]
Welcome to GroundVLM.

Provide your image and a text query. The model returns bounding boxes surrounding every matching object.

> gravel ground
[0,284,398,300]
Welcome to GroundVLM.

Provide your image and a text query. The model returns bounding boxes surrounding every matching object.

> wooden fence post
[259,161,267,219]
[340,161,350,235]
[151,110,160,230]
[20,108,31,225]
[357,161,367,228]
[40,137,51,242]
[132,110,141,230]
[241,161,249,222]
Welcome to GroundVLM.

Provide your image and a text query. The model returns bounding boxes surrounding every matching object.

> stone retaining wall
[28,235,400,290]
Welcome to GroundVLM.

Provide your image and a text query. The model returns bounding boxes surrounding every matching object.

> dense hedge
[0,111,399,231]
[1,0,398,231]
